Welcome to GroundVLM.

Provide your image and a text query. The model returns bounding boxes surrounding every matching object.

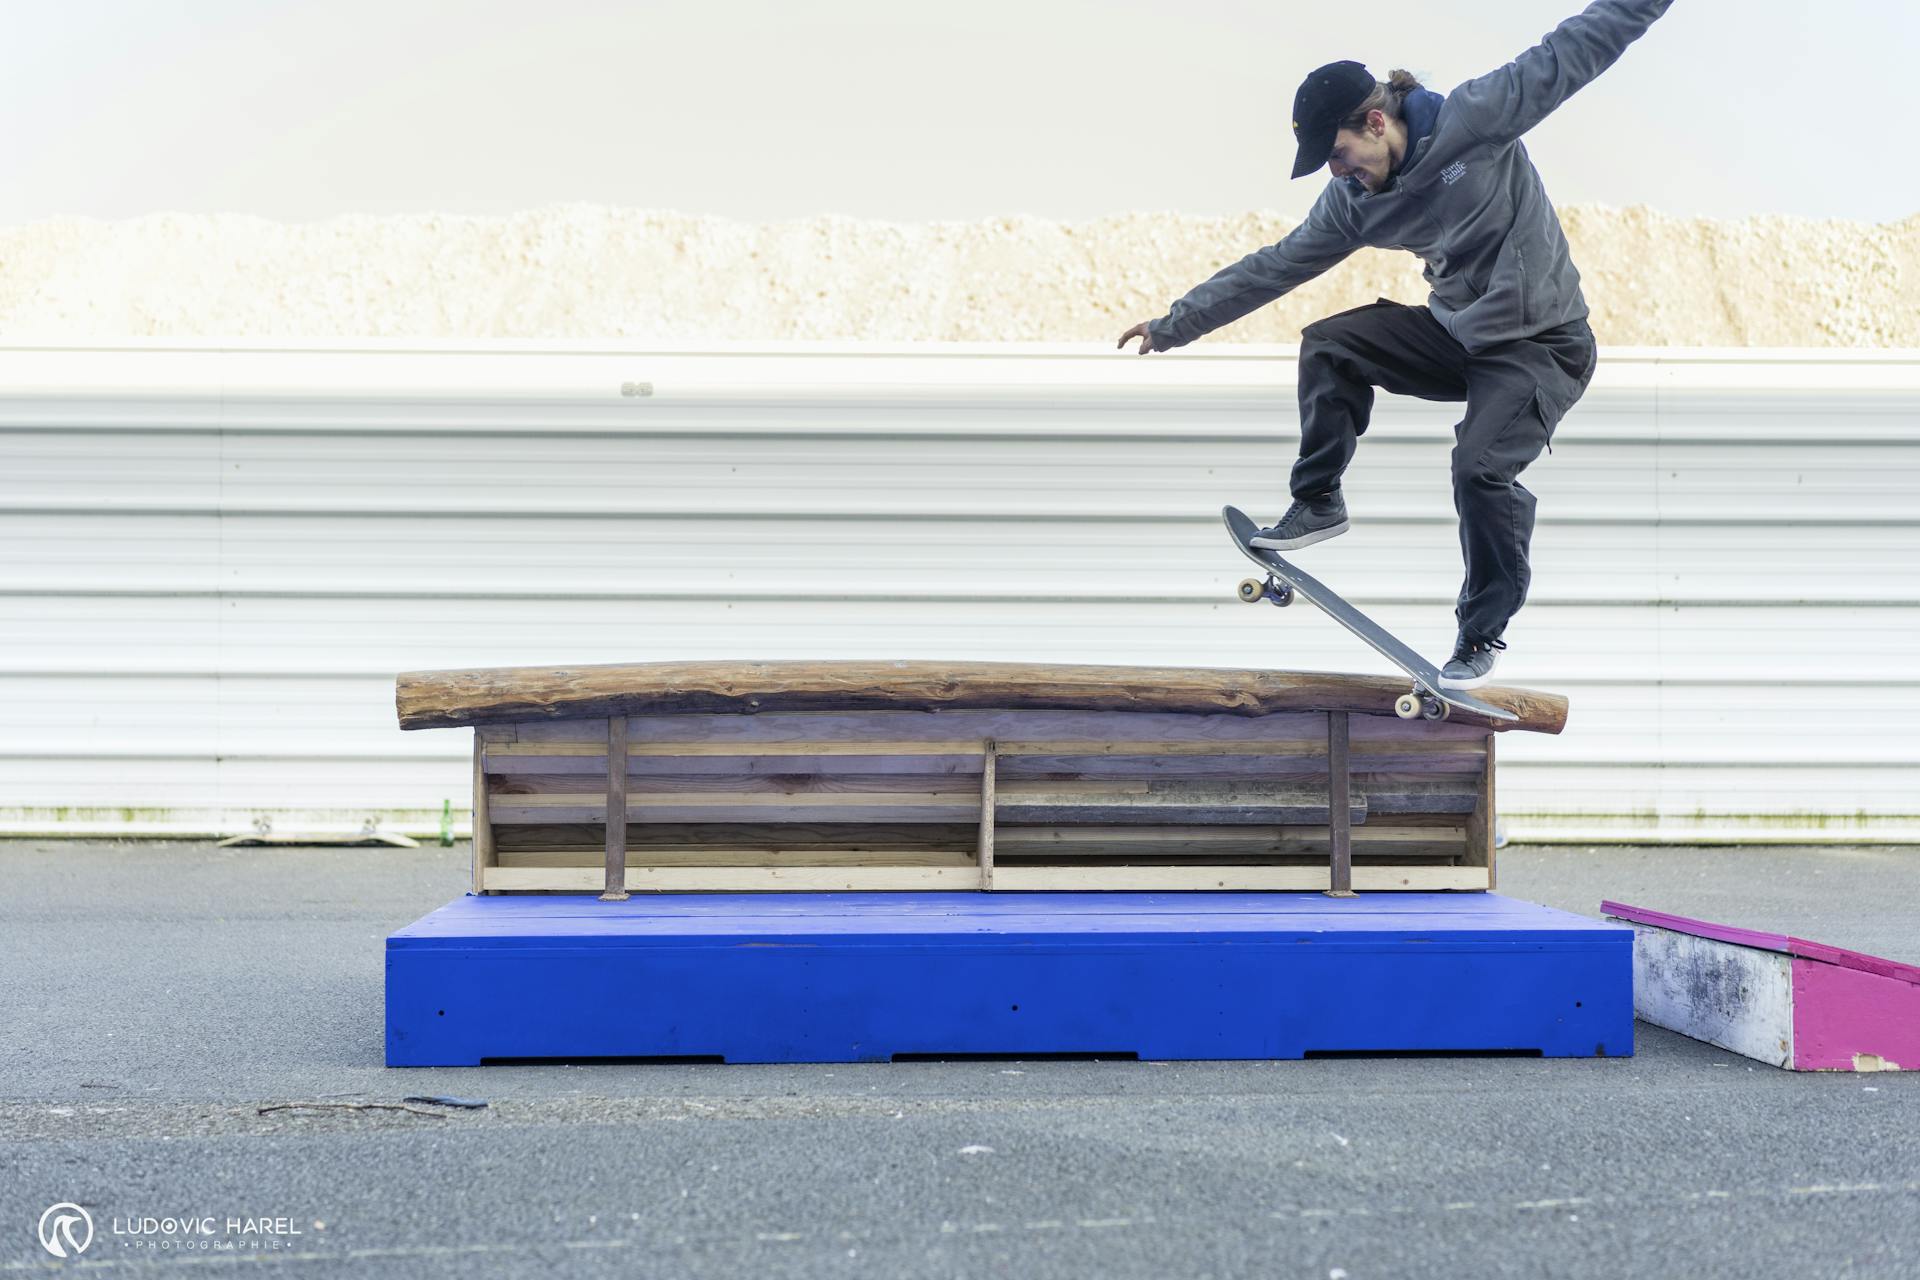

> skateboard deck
[1222,505,1517,723]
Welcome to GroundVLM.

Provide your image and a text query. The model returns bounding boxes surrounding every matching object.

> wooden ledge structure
[395,661,1569,897]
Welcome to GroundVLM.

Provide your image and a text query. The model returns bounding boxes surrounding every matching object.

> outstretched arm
[1449,0,1674,146]
[1136,187,1360,352]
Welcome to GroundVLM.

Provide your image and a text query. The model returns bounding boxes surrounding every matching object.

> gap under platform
[385,891,1633,1066]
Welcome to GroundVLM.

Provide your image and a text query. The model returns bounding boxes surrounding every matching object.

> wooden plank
[983,865,1491,892]
[995,780,1366,827]
[497,848,1462,868]
[1342,811,1476,829]
[491,721,1482,752]
[994,825,1466,857]
[496,710,1492,747]
[490,820,1462,858]
[978,740,996,891]
[484,734,1485,757]
[484,748,1484,783]
[994,822,1462,845]
[492,829,1467,863]
[494,789,983,806]
[470,733,495,895]
[488,752,1331,779]
[488,793,984,824]
[601,716,629,901]
[1352,776,1482,815]
[996,739,1325,757]
[497,847,976,868]
[480,865,988,893]
[487,751,988,777]
[1328,711,1354,897]
[491,778,1373,826]
[996,755,1476,780]
[492,821,980,853]
[505,709,1340,745]
[395,664,1568,735]
[1000,754,1332,780]
[994,854,1465,867]
[486,739,991,759]
[490,772,985,797]
[477,863,1492,893]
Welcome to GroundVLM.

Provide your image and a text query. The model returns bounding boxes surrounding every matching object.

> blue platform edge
[385,892,1634,1066]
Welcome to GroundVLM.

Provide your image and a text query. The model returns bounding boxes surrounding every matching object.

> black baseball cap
[1290,60,1377,178]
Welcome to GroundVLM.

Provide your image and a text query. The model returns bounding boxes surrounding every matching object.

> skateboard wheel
[1237,577,1264,604]
[1421,698,1449,721]
[1394,693,1421,720]
[1268,583,1293,608]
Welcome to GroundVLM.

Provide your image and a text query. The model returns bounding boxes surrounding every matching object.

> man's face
[1327,117,1393,192]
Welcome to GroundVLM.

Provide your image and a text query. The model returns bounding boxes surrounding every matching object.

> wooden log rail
[398,660,1568,734]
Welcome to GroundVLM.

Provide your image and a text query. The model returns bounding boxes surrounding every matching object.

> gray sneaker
[1439,636,1507,690]
[1249,491,1349,550]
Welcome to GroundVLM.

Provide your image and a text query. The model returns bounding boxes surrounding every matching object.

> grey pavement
[2,839,1917,1279]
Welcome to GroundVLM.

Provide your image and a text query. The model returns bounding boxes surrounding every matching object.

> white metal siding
[3,341,1917,842]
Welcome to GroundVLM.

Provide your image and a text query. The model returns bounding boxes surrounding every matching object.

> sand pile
[0,204,1913,346]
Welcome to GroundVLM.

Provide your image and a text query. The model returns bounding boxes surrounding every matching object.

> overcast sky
[6,0,1916,226]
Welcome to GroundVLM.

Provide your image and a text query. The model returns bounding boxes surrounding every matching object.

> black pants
[1290,299,1597,646]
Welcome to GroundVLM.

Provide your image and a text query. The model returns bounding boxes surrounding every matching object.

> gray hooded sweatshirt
[1147,0,1673,356]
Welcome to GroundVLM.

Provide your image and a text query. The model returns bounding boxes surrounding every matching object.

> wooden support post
[1325,711,1355,897]
[599,716,630,901]
[1465,732,1497,889]
[977,739,997,891]
[471,733,495,895]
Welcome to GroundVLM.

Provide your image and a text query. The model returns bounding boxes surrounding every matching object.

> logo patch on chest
[1440,160,1467,186]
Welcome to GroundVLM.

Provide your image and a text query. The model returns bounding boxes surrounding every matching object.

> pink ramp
[1602,901,1920,1072]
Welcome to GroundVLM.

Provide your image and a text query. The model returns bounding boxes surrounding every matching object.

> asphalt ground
[3,839,1917,1279]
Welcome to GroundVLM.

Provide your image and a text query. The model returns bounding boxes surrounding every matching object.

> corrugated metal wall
[4,341,1916,842]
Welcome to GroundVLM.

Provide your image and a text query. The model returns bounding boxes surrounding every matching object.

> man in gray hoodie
[1119,0,1672,688]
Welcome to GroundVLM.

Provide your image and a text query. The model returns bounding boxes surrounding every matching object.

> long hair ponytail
[1339,69,1424,131]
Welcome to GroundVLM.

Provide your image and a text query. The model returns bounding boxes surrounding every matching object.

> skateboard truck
[1393,685,1452,722]
[1236,576,1293,608]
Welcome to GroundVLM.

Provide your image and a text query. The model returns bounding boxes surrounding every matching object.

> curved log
[396,660,1568,735]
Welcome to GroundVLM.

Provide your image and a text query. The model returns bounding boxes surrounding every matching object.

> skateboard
[1222,505,1517,724]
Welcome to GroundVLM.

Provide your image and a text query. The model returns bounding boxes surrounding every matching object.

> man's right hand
[1117,321,1163,355]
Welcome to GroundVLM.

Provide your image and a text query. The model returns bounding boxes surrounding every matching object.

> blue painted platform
[385,893,1633,1066]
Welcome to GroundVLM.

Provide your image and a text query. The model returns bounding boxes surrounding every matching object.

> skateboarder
[1118,0,1672,688]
